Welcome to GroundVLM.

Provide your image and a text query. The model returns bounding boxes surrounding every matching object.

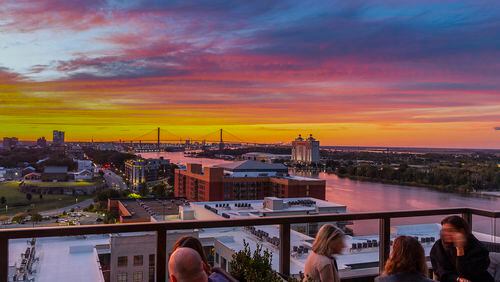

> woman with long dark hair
[430,215,493,282]
[376,236,433,282]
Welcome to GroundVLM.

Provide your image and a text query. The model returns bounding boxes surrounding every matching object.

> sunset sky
[1,1,499,148]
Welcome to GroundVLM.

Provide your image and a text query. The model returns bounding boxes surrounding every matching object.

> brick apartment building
[174,160,326,201]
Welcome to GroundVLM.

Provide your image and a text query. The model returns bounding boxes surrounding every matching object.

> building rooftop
[282,175,322,181]
[43,166,68,173]
[116,198,189,221]
[9,235,109,282]
[214,160,287,172]
[192,197,346,221]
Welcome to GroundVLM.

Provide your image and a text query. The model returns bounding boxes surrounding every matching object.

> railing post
[379,217,391,274]
[0,238,7,282]
[279,223,291,278]
[156,228,167,282]
[462,211,472,230]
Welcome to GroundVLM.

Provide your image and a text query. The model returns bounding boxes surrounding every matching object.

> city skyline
[1,1,500,148]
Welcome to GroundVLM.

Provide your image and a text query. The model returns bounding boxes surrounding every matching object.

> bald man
[169,247,209,282]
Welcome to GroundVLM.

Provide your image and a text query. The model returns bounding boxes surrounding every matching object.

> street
[103,169,128,190]
[40,198,95,216]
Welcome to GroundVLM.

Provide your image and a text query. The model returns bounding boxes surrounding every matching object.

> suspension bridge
[115,128,284,152]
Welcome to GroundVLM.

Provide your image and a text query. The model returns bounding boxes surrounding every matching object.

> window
[221,257,227,271]
[149,254,155,266]
[118,256,128,267]
[133,271,143,282]
[117,273,127,282]
[215,252,219,264]
[149,254,155,282]
[134,255,143,266]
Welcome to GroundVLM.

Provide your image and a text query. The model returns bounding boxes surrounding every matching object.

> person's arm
[431,243,459,282]
[318,263,335,282]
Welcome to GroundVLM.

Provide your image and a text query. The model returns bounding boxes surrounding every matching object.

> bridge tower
[219,128,224,151]
[157,127,160,151]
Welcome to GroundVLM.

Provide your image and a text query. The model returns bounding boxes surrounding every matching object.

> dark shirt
[209,272,231,282]
[375,272,433,282]
[208,267,238,282]
[430,235,494,282]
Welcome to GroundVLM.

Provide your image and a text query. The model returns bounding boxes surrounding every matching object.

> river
[141,152,500,236]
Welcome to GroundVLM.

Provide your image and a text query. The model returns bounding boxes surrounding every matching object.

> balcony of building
[1,207,499,282]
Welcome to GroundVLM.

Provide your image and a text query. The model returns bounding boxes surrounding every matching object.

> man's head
[168,247,208,282]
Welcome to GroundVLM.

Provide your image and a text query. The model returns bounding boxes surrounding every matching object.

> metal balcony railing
[1,207,499,282]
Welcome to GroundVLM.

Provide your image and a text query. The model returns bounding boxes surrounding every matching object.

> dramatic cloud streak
[0,0,499,148]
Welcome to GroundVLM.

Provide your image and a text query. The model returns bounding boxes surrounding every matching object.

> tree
[31,213,43,225]
[229,241,282,282]
[167,164,179,186]
[127,193,142,199]
[95,189,122,203]
[137,184,149,197]
[12,212,28,224]
[103,211,117,224]
[26,193,32,201]
[336,166,347,175]
[84,203,95,212]
[0,196,6,205]
[152,183,167,198]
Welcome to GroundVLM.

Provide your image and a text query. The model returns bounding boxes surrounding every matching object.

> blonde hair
[383,236,428,276]
[312,224,344,256]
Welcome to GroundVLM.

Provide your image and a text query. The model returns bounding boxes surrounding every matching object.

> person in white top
[303,224,346,282]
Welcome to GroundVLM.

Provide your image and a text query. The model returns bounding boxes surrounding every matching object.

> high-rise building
[125,157,170,189]
[291,134,320,164]
[174,160,326,201]
[36,137,47,147]
[53,130,65,145]
[2,137,18,151]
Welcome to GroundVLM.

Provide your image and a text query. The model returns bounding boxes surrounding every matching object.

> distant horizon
[1,1,499,148]
[6,137,500,151]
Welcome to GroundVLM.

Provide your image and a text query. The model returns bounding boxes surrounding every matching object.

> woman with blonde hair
[303,224,345,282]
[375,236,433,282]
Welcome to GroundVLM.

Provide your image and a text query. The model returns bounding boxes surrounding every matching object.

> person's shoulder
[208,272,230,282]
[468,235,490,254]
[374,275,392,282]
[430,239,443,253]
[314,253,333,265]
[209,267,238,282]
[376,273,433,282]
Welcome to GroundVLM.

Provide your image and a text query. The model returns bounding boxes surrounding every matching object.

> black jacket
[375,272,434,282]
[430,235,493,282]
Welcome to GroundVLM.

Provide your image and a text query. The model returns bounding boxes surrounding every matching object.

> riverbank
[330,173,477,194]
[290,165,477,194]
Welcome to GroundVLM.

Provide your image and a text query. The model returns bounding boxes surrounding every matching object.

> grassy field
[0,181,92,215]
[23,180,99,187]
